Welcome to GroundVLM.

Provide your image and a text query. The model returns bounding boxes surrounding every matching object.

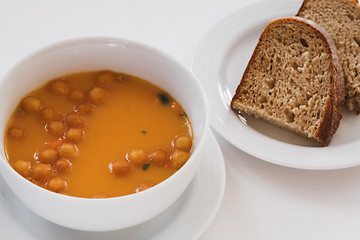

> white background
[1,0,360,239]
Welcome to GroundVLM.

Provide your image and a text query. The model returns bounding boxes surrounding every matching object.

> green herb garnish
[179,111,187,117]
[157,93,170,104]
[142,163,150,171]
[141,130,147,134]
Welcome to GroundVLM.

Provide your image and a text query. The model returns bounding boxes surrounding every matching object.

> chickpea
[95,72,116,88]
[46,177,67,193]
[127,149,147,167]
[37,148,59,164]
[170,151,190,170]
[109,159,132,176]
[46,121,66,137]
[172,135,192,152]
[21,96,43,113]
[12,160,31,177]
[58,143,78,159]
[64,128,83,142]
[135,183,154,193]
[7,126,25,139]
[48,79,69,96]
[88,87,110,104]
[74,103,96,115]
[65,112,86,128]
[40,107,57,122]
[147,149,169,166]
[32,163,53,181]
[40,107,64,122]
[55,159,72,173]
[69,89,85,103]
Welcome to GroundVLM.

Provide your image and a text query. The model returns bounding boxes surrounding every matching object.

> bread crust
[297,0,360,113]
[231,17,345,145]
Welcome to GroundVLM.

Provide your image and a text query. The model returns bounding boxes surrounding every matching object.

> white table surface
[1,0,360,239]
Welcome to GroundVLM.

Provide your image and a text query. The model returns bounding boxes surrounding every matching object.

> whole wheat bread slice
[231,17,345,145]
[297,0,360,113]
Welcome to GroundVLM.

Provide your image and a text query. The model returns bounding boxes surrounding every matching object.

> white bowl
[0,37,209,231]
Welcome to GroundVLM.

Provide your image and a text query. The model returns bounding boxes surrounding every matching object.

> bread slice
[230,17,345,146]
[297,0,360,113]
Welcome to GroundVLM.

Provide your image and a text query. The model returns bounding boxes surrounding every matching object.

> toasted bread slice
[231,17,345,145]
[297,0,360,113]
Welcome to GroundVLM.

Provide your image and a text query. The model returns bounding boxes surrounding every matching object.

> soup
[4,70,193,198]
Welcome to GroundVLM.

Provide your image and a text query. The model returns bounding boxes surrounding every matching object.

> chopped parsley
[179,111,187,117]
[142,163,150,171]
[141,130,147,134]
[157,92,170,104]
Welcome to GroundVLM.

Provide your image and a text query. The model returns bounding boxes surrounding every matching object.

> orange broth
[4,70,193,198]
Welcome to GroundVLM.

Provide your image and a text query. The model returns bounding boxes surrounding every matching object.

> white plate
[0,130,225,240]
[192,0,360,170]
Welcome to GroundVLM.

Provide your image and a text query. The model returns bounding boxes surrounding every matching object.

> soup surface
[4,70,193,198]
